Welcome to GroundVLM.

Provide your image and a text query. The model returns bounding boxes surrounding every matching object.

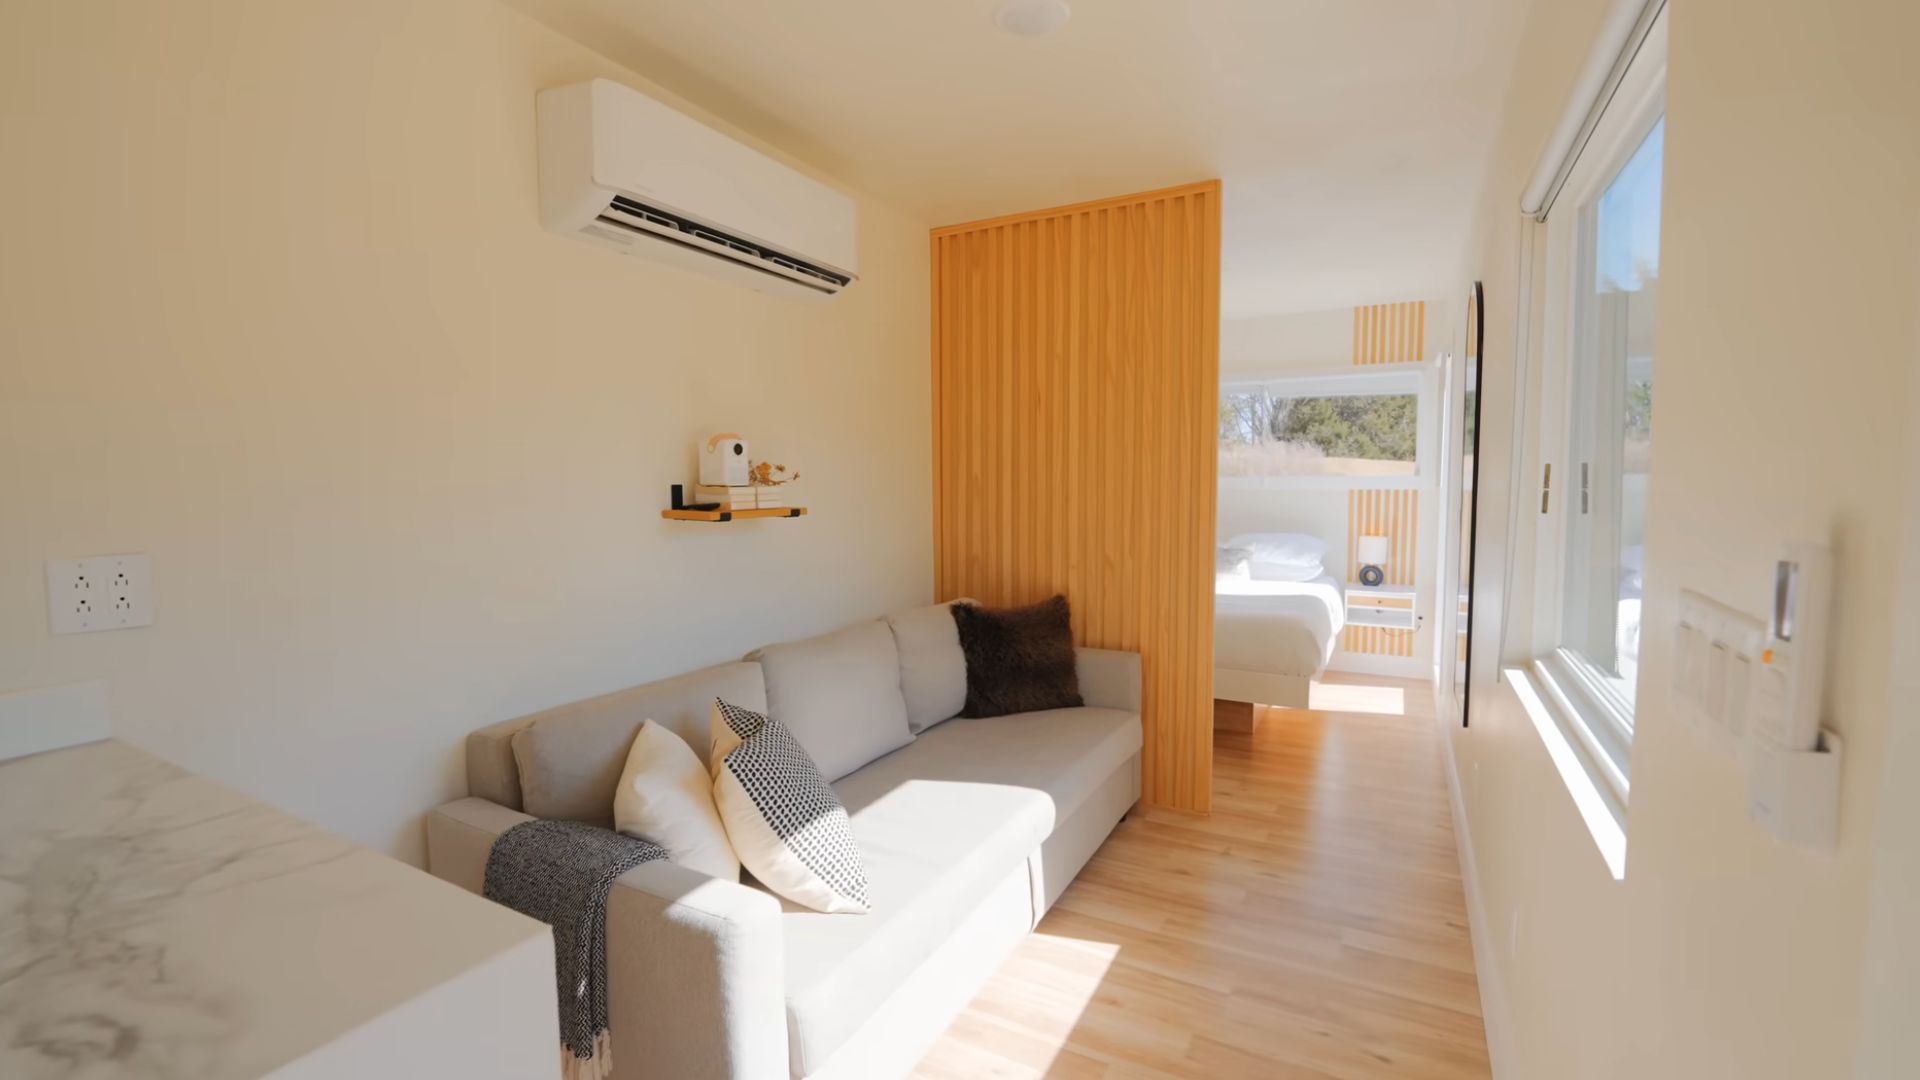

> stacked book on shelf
[692,484,785,510]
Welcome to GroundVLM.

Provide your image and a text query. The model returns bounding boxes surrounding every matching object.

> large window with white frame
[1522,2,1667,804]
[1219,369,1426,489]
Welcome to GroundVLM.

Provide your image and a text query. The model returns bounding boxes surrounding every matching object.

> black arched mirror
[1451,281,1486,726]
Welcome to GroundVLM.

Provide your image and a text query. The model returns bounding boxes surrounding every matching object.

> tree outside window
[1220,388,1418,478]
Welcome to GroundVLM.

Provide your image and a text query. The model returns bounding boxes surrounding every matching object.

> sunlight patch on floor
[957,932,1120,1075]
[1307,680,1406,715]
[916,672,1489,1078]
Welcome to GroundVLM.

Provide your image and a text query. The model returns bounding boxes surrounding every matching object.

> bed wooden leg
[1213,698,1260,732]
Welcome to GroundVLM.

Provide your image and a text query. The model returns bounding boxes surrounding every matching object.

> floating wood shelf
[661,506,808,523]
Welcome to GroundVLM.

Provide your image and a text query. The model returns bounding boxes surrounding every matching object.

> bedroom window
[1518,0,1666,811]
[1560,119,1660,701]
[1220,370,1424,488]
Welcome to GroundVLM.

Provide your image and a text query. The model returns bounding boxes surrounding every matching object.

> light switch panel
[46,554,153,635]
[1675,589,1765,762]
[1706,643,1730,721]
[1726,655,1751,742]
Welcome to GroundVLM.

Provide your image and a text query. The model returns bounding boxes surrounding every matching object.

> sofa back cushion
[505,661,767,823]
[746,620,913,782]
[884,601,969,733]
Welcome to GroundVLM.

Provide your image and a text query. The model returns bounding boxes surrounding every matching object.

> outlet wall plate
[47,554,154,634]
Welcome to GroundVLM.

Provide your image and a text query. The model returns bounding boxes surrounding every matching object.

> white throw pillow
[710,699,870,914]
[1228,532,1329,569]
[612,720,740,882]
[885,600,973,733]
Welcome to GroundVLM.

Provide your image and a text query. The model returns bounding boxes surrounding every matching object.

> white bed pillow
[1228,532,1329,569]
[1216,545,1252,577]
[1249,560,1325,583]
[613,719,741,881]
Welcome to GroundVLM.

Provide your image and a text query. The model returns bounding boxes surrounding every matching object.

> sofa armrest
[425,798,788,1080]
[426,795,535,892]
[1076,648,1142,712]
[607,859,787,1080]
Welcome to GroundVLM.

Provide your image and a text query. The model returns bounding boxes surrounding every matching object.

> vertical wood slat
[930,181,1221,814]
[1352,300,1428,365]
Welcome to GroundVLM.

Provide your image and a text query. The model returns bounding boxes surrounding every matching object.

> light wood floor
[913,676,1491,1079]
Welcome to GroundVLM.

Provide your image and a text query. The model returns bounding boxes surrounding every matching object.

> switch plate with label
[1674,588,1764,762]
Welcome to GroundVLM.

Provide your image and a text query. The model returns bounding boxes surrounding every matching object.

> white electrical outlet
[46,554,153,634]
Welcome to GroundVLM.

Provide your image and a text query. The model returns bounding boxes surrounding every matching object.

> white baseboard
[1435,689,1518,1078]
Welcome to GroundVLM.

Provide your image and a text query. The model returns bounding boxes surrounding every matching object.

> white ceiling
[505,0,1526,318]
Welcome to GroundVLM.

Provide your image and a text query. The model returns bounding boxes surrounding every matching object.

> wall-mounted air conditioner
[536,79,858,301]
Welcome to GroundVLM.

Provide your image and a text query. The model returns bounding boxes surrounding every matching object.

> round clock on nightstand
[1359,564,1385,587]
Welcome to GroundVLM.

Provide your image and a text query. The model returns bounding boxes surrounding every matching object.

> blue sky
[1597,118,1665,292]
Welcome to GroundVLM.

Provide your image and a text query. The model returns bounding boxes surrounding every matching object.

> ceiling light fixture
[994,0,1072,37]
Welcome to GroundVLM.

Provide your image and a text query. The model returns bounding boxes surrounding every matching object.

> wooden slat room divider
[930,181,1221,813]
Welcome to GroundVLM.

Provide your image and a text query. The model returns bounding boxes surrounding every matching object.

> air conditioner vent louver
[538,79,859,301]
[600,196,852,295]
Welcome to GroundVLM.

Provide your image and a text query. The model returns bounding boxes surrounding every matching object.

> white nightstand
[1345,583,1418,631]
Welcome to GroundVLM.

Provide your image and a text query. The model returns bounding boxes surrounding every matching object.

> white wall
[1220,307,1359,378]
[0,0,933,864]
[1216,489,1349,569]
[1852,239,1920,1078]
[1449,0,1920,1076]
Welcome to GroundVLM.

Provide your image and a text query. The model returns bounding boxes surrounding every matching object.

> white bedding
[1213,571,1346,679]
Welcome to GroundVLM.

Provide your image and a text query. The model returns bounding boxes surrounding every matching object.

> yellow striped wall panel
[1353,300,1427,365]
[1346,489,1418,657]
[1344,297,1428,658]
[931,181,1221,814]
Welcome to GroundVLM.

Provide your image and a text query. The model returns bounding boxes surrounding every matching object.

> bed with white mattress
[1213,571,1346,709]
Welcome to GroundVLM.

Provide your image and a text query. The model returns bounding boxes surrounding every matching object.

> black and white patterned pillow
[709,698,870,914]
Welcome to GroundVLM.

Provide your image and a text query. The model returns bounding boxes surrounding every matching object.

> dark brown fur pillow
[951,595,1083,718]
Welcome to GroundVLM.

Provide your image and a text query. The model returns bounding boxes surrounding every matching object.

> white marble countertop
[0,739,551,1079]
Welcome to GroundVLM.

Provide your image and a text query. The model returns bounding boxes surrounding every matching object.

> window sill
[1504,665,1629,880]
[1534,648,1633,800]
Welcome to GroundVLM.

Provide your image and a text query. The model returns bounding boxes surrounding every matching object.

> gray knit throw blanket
[484,819,667,1080]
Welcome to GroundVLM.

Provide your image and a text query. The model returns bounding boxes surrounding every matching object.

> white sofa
[425,604,1143,1080]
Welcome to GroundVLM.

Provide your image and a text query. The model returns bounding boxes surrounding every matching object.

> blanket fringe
[561,1029,614,1080]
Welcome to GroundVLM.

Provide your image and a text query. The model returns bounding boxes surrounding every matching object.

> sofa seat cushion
[773,705,1143,1074]
[856,706,1143,825]
[778,772,1052,1075]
